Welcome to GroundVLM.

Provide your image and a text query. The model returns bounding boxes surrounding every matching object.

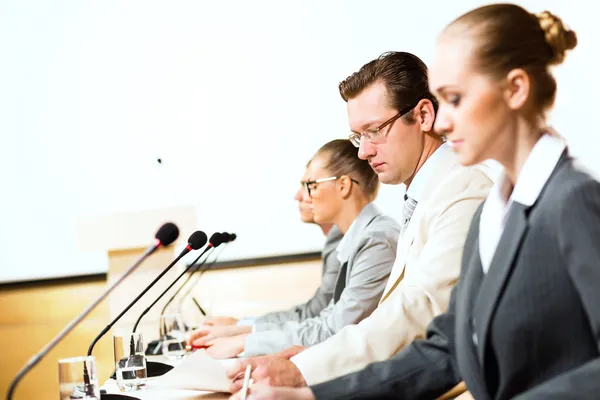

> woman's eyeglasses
[302,176,359,197]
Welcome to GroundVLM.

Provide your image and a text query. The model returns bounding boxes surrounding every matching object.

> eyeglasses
[348,103,417,148]
[302,176,359,197]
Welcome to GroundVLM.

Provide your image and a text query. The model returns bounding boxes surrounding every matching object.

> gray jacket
[245,203,400,356]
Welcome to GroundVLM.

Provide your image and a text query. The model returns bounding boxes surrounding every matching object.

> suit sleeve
[310,285,463,400]
[244,232,398,356]
[512,179,600,399]
[292,190,487,385]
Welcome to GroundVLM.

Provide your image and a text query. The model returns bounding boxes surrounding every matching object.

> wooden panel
[0,256,322,400]
[0,279,112,400]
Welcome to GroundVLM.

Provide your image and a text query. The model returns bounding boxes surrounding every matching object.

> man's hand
[227,356,307,393]
[273,346,306,359]
[205,334,248,359]
[229,383,315,400]
[188,325,252,347]
[203,316,239,326]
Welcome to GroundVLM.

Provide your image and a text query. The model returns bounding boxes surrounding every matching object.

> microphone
[170,232,230,319]
[157,233,227,318]
[6,223,179,400]
[139,232,228,355]
[87,231,206,362]
[180,232,237,318]
[92,231,207,399]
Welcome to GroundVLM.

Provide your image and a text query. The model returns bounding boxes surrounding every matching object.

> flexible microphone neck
[87,243,195,357]
[178,243,227,308]
[131,244,214,334]
[155,246,215,321]
[7,240,162,400]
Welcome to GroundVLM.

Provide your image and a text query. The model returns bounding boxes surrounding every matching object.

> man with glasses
[227,51,493,397]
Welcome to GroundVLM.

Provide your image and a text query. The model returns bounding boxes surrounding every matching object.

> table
[101,355,233,400]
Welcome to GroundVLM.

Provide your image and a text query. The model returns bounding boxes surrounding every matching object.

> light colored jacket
[244,203,400,356]
[291,148,493,385]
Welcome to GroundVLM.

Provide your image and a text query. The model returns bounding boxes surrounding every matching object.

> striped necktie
[401,194,418,234]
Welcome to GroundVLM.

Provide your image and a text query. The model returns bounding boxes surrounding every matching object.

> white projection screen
[0,0,598,283]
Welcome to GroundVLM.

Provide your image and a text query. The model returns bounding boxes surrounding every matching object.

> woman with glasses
[188,139,400,359]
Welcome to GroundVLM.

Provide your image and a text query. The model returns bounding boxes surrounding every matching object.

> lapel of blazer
[380,148,460,303]
[454,214,491,399]
[380,205,421,302]
[473,202,529,366]
[335,203,381,302]
[332,262,349,303]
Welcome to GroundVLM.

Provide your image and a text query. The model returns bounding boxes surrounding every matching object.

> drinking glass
[113,332,147,391]
[58,355,100,399]
[160,313,187,359]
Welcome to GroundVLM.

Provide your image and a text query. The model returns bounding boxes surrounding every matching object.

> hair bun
[535,10,578,65]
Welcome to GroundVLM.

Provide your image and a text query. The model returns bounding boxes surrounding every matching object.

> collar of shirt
[405,142,451,202]
[336,202,382,264]
[479,132,566,272]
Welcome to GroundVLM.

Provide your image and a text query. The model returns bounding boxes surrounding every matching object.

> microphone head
[188,231,208,250]
[155,222,179,247]
[230,233,237,242]
[220,232,232,242]
[209,232,225,248]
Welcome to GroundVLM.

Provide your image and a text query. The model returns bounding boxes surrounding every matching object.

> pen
[241,364,252,400]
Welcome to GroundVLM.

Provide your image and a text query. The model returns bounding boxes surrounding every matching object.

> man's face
[347,82,424,185]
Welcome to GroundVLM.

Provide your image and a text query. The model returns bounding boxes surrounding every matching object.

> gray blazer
[252,226,343,325]
[310,152,600,399]
[245,203,400,356]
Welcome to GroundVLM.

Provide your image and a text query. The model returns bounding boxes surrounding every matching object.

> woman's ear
[339,175,353,198]
[504,68,530,110]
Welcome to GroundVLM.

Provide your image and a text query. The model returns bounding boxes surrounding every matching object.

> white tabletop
[102,355,234,400]
[102,377,229,400]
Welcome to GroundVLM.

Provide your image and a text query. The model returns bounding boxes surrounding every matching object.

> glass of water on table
[113,332,147,391]
[58,355,100,399]
[160,313,187,359]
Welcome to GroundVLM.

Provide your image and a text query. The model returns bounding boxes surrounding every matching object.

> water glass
[160,313,187,359]
[58,355,100,400]
[113,332,147,391]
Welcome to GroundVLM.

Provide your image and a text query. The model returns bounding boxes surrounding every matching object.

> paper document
[152,350,231,393]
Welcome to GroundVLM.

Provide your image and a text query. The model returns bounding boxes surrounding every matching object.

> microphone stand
[6,241,161,400]
[178,245,227,322]
[87,234,205,399]
[131,246,214,359]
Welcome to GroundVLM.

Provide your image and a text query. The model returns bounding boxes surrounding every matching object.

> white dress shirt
[405,142,451,204]
[479,133,566,273]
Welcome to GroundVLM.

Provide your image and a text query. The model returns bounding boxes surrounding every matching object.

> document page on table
[152,350,232,393]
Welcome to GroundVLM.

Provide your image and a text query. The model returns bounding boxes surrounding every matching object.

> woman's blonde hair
[444,4,577,113]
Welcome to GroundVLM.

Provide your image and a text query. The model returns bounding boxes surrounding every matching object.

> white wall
[0,0,598,283]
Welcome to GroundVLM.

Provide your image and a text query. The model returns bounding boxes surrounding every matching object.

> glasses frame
[302,176,359,197]
[349,103,417,147]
